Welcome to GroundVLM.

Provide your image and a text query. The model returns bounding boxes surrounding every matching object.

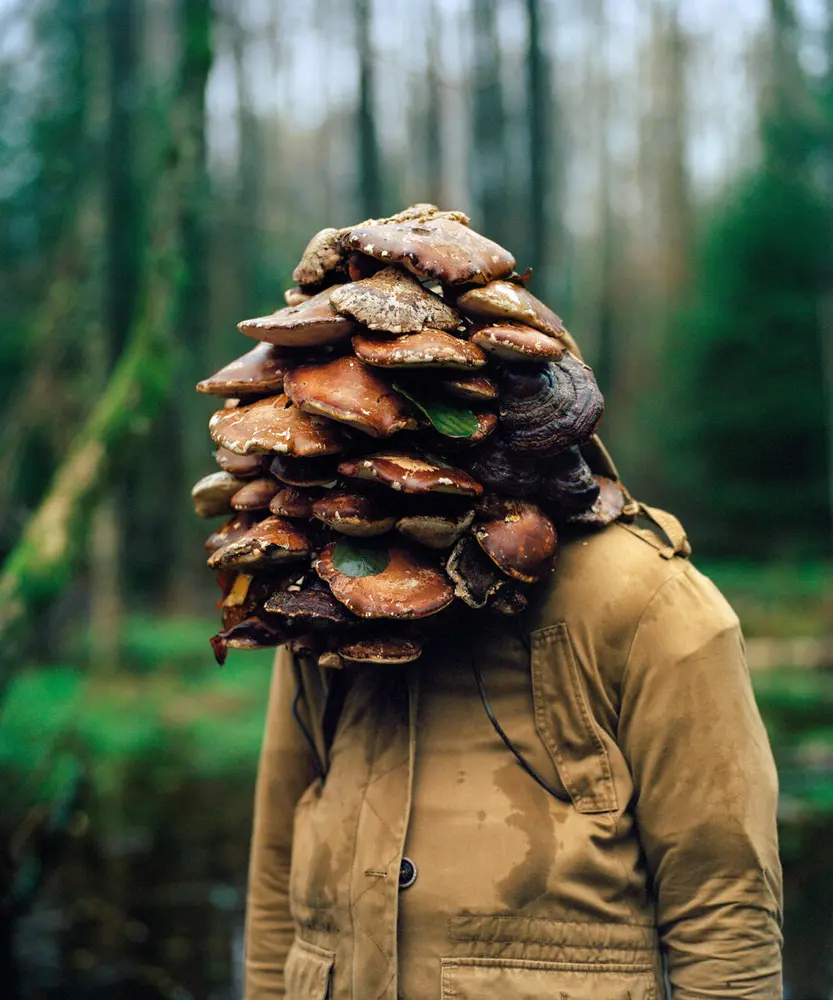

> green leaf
[393,382,480,438]
[331,539,390,578]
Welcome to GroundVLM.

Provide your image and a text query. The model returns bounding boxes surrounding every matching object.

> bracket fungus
[195,204,629,667]
[284,356,417,437]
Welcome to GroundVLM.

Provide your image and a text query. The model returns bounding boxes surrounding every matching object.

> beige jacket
[244,509,782,1000]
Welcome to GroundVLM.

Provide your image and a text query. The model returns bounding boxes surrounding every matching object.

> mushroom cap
[499,354,605,457]
[207,516,310,570]
[338,635,423,665]
[455,280,566,337]
[270,454,340,486]
[352,329,487,370]
[465,437,539,497]
[537,446,600,512]
[311,491,398,537]
[210,617,284,665]
[284,286,312,306]
[209,394,345,456]
[338,452,483,496]
[350,203,470,229]
[292,227,345,286]
[269,484,319,518]
[230,476,280,511]
[330,267,462,334]
[445,536,506,608]
[566,476,626,527]
[264,587,355,625]
[343,218,515,286]
[284,356,417,437]
[473,499,558,583]
[192,471,249,517]
[214,447,270,478]
[204,511,261,553]
[441,373,498,403]
[470,323,565,362]
[396,508,474,549]
[238,289,359,347]
[314,541,454,619]
[196,341,295,397]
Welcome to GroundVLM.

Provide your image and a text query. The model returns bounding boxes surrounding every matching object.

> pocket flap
[284,938,334,1000]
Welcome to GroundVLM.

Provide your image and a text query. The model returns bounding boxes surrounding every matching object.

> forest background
[0,0,832,996]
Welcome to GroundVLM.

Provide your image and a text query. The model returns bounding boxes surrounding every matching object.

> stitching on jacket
[441,956,656,974]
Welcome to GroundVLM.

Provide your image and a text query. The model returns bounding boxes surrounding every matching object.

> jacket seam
[621,561,691,686]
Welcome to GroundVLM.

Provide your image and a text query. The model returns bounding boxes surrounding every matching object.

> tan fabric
[244,512,783,1000]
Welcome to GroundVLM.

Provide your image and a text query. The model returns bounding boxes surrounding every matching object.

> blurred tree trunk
[471,0,508,243]
[423,0,444,207]
[355,0,382,219]
[823,0,833,541]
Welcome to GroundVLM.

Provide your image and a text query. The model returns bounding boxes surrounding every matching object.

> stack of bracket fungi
[193,204,630,669]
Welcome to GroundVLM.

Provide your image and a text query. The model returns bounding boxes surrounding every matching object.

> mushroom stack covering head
[193,204,631,668]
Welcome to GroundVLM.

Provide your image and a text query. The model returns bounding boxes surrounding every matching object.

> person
[241,456,782,1000]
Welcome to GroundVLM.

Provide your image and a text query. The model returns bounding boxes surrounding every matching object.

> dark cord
[471,659,571,803]
[291,655,325,778]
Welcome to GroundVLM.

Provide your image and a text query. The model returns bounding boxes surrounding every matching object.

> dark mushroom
[455,280,565,337]
[209,395,345,456]
[338,452,483,496]
[207,516,310,570]
[192,471,249,517]
[314,541,454,619]
[210,617,285,666]
[238,288,359,347]
[352,329,487,370]
[342,217,515,286]
[196,341,295,397]
[499,355,604,457]
[230,476,280,512]
[264,587,355,627]
[471,323,565,363]
[445,536,506,608]
[489,585,529,616]
[284,356,418,437]
[473,499,558,583]
[330,267,462,333]
[311,491,398,537]
[566,476,626,528]
[338,635,423,665]
[270,454,340,486]
[537,446,600,513]
[441,373,498,403]
[465,437,539,497]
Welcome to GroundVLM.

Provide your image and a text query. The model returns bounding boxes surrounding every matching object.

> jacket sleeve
[617,564,783,999]
[244,646,321,1000]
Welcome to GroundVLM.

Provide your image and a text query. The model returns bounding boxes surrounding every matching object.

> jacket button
[398,857,417,890]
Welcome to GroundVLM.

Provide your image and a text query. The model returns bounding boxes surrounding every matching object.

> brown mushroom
[314,540,454,619]
[214,447,270,478]
[311,491,398,537]
[396,508,474,549]
[338,452,483,496]
[192,471,249,517]
[284,286,312,306]
[352,329,487,370]
[210,617,285,666]
[284,356,417,437]
[455,280,565,337]
[441,373,498,403]
[269,485,319,519]
[207,516,310,570]
[196,341,295,397]
[291,227,345,287]
[209,394,345,456]
[230,477,280,512]
[351,203,470,229]
[470,323,565,363]
[238,288,359,347]
[473,499,558,583]
[342,217,515,286]
[445,536,506,608]
[338,635,423,665]
[330,267,462,334]
[264,587,355,626]
[537,446,600,513]
[269,454,340,486]
[499,355,604,457]
[566,476,626,528]
[204,511,261,553]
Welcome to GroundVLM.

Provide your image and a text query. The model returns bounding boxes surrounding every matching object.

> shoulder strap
[635,502,691,560]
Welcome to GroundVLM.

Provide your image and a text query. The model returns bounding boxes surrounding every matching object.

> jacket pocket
[284,937,334,1000]
[441,957,656,1000]
[530,622,618,813]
